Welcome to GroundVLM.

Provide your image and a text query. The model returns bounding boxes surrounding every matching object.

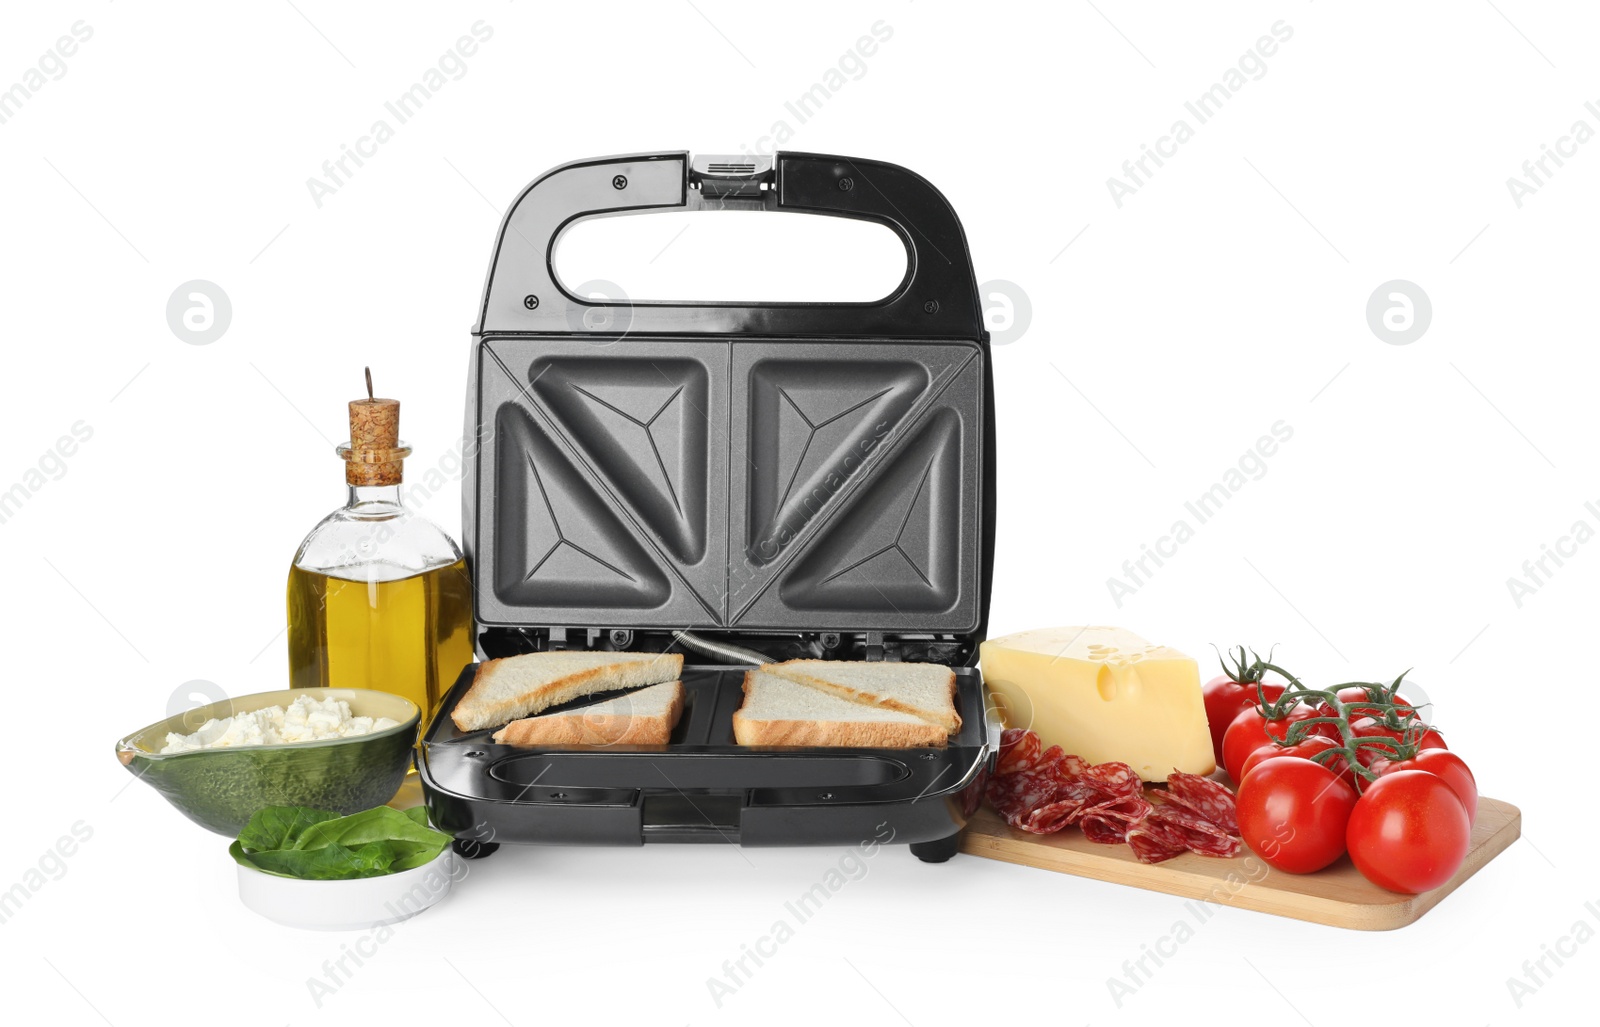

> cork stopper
[339,368,410,486]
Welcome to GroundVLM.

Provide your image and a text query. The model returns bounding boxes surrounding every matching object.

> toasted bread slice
[450,651,683,732]
[761,659,960,732]
[733,670,949,748]
[491,681,685,746]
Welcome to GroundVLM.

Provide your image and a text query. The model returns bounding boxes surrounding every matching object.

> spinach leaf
[390,841,450,872]
[227,839,257,870]
[246,841,399,880]
[233,805,451,881]
[292,806,444,852]
[237,806,340,852]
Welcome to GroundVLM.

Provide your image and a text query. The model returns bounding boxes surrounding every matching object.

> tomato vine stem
[1249,660,1418,784]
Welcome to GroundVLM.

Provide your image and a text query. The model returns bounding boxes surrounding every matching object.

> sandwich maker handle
[474,150,985,339]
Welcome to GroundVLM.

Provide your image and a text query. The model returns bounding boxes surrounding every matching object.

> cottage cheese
[161,695,400,753]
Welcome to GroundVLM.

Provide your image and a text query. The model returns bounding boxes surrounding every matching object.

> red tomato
[1377,749,1478,827]
[1349,716,1447,762]
[1221,703,1319,782]
[1239,734,1356,789]
[1346,770,1471,894]
[1237,756,1359,874]
[1202,676,1287,764]
[1316,685,1416,721]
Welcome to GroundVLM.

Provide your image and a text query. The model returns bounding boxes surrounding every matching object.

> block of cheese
[979,626,1214,780]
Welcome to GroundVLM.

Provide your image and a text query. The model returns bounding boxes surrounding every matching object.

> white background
[2,1,1595,1024]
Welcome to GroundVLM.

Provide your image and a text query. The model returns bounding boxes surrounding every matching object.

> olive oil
[286,373,475,729]
[287,559,474,717]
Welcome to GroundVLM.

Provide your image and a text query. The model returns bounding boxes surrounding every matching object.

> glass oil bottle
[287,371,474,721]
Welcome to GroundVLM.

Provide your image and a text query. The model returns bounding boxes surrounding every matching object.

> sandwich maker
[417,150,997,862]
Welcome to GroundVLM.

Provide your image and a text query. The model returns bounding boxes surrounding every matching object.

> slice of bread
[733,670,949,748]
[761,659,960,732]
[450,650,684,732]
[491,681,685,746]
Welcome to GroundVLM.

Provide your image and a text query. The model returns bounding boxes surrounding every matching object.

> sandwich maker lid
[463,151,995,666]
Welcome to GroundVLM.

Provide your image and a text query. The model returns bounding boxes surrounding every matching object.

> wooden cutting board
[961,795,1520,931]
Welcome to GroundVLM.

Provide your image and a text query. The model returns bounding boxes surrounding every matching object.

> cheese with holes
[980,626,1214,780]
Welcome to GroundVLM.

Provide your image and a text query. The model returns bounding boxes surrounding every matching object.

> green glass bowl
[115,688,420,837]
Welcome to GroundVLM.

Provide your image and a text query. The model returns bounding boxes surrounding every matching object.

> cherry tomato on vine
[1346,770,1471,894]
[1239,733,1356,789]
[1203,674,1287,765]
[1237,756,1359,874]
[1349,716,1447,762]
[1315,685,1416,722]
[1375,749,1477,826]
[1221,703,1319,782]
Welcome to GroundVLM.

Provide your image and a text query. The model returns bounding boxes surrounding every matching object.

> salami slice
[991,764,1107,832]
[985,729,1242,861]
[1059,753,1092,778]
[1178,831,1242,858]
[1164,772,1240,836]
[1126,820,1188,864]
[1052,775,1114,808]
[1145,803,1230,838]
[995,728,1041,775]
[1190,834,1243,858]
[1081,815,1126,845]
[1080,795,1153,844]
[1144,804,1242,858]
[989,731,1108,834]
[1032,745,1072,782]
[1080,761,1143,800]
[987,770,1059,828]
[987,768,1043,806]
[1092,793,1153,821]
[1019,794,1099,834]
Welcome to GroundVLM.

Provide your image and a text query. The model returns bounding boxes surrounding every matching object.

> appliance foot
[453,838,500,860]
[910,832,962,863]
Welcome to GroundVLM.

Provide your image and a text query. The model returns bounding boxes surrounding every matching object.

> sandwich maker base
[418,150,998,861]
[422,662,990,862]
